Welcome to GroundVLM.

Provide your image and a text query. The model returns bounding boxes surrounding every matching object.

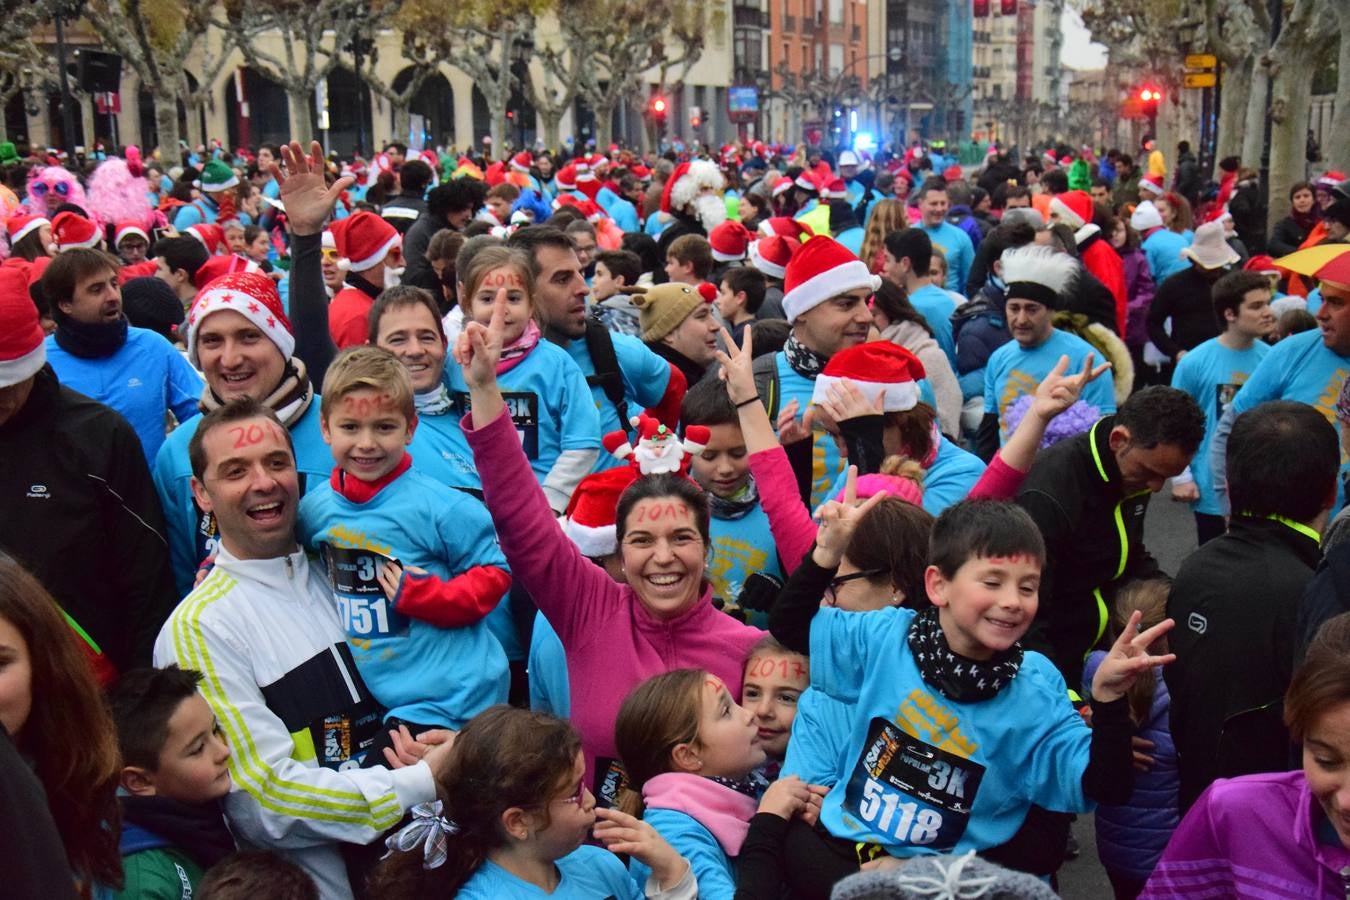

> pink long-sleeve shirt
[465,408,765,786]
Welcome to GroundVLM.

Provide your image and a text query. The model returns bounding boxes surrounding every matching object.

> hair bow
[383,801,459,870]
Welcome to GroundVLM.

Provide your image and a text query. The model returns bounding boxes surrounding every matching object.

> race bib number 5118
[844,717,985,851]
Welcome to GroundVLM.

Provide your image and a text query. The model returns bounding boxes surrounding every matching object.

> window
[829,43,844,75]
[829,0,844,24]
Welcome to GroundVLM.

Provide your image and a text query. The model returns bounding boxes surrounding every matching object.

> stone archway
[391,68,453,150]
[223,68,290,151]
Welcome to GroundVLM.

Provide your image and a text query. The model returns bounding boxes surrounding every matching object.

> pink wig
[26,165,86,216]
[87,150,152,228]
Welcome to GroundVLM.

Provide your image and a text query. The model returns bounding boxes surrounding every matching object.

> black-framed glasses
[825,568,887,604]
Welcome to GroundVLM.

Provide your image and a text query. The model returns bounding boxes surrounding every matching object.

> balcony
[785,13,796,31]
[851,25,861,41]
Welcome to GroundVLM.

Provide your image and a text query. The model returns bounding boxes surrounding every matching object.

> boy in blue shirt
[1169,270,1275,544]
[108,665,236,898]
[978,245,1116,459]
[680,378,784,625]
[299,346,511,743]
[768,490,1170,880]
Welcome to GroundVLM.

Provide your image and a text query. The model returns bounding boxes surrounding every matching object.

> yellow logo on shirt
[897,688,979,759]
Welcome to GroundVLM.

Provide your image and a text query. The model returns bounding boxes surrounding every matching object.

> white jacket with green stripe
[153,544,437,900]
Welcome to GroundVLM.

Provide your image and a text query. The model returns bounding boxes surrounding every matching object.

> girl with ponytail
[370,705,693,899]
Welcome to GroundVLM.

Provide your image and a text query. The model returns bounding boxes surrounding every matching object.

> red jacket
[1080,231,1128,335]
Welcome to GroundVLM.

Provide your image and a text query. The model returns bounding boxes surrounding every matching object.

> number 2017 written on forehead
[634,503,690,522]
[340,393,395,417]
[747,656,807,679]
[482,270,524,289]
[226,420,285,449]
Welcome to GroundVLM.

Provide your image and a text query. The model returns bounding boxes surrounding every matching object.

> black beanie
[122,276,185,341]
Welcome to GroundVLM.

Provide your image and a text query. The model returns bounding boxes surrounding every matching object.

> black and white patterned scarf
[783,334,830,378]
[906,605,1023,702]
[708,476,760,520]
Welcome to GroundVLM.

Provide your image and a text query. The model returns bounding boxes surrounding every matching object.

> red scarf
[330,452,413,503]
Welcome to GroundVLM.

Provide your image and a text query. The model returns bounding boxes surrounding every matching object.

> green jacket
[114,846,203,900]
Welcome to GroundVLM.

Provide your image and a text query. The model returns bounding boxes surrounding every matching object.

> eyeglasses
[31,182,70,198]
[824,568,887,604]
[320,248,340,262]
[559,778,586,805]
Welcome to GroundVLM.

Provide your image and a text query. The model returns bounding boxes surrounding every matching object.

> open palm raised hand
[272,141,354,236]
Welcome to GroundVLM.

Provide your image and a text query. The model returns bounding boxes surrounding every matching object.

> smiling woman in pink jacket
[456,292,764,795]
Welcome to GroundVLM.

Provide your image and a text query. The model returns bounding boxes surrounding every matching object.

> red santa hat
[794,170,818,192]
[1139,173,1165,196]
[709,220,753,262]
[510,151,533,173]
[195,254,260,287]
[748,234,798,280]
[770,175,795,198]
[602,414,710,477]
[758,216,812,240]
[1041,149,1059,167]
[1042,190,1096,238]
[811,341,925,412]
[575,160,596,183]
[185,271,294,368]
[0,265,45,387]
[559,466,637,558]
[631,164,652,183]
[662,160,724,215]
[186,223,226,255]
[329,211,400,272]
[6,214,48,246]
[484,160,506,187]
[114,221,150,247]
[555,163,579,192]
[942,165,963,182]
[48,211,101,253]
[1315,171,1347,191]
[781,236,882,323]
[822,178,848,200]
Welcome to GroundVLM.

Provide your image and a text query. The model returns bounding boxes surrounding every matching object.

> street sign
[1184,53,1217,69]
[1184,72,1217,88]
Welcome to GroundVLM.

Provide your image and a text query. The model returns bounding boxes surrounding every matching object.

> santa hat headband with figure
[602,414,710,480]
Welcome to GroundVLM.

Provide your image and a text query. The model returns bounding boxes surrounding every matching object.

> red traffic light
[1138,87,1162,102]
[651,98,667,114]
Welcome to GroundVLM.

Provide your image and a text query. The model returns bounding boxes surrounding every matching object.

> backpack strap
[751,351,782,421]
[583,320,631,434]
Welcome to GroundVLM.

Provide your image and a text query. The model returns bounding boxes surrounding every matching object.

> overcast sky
[1061,6,1109,70]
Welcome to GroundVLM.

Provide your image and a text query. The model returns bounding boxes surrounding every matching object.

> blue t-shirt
[442,340,600,490]
[297,467,509,728]
[909,284,960,370]
[781,686,853,787]
[708,499,783,627]
[153,398,333,597]
[171,196,219,231]
[921,222,974,295]
[984,328,1117,441]
[1229,328,1350,511]
[1170,337,1270,515]
[630,808,736,900]
[772,351,848,509]
[44,327,202,461]
[563,332,672,467]
[458,844,643,899]
[835,226,865,258]
[811,606,1092,857]
[528,611,570,718]
[1142,229,1191,283]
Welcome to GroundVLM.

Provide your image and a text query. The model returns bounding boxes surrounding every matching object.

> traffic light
[1138,84,1162,132]
[650,95,668,134]
[690,105,702,130]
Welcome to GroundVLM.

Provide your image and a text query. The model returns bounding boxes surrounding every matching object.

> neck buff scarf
[414,383,454,416]
[783,333,831,378]
[708,476,760,520]
[906,605,1023,702]
[497,319,542,375]
[199,358,314,429]
[53,310,129,359]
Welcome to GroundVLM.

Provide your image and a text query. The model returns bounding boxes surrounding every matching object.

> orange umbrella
[1271,244,1350,276]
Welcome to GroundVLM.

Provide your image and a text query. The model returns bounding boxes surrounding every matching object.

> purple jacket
[464,409,764,787]
[1084,652,1178,882]
[1119,246,1156,350]
[1142,770,1350,898]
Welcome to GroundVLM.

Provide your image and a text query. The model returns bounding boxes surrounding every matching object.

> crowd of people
[2,126,1350,900]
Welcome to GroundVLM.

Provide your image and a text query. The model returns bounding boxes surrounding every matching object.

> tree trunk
[1241,62,1268,169]
[288,86,315,144]
[1266,55,1316,232]
[392,101,411,146]
[539,109,562,153]
[153,92,181,160]
[595,99,617,148]
[1215,56,1251,163]
[1327,32,1350,171]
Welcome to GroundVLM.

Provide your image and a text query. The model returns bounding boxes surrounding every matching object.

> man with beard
[751,236,881,508]
[653,159,726,283]
[40,248,203,461]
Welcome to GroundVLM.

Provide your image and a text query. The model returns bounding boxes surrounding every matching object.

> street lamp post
[53,9,79,159]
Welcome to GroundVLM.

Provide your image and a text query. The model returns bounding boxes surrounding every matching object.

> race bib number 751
[844,717,985,851]
[320,543,409,639]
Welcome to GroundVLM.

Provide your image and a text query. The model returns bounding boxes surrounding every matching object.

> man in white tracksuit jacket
[154,398,452,899]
